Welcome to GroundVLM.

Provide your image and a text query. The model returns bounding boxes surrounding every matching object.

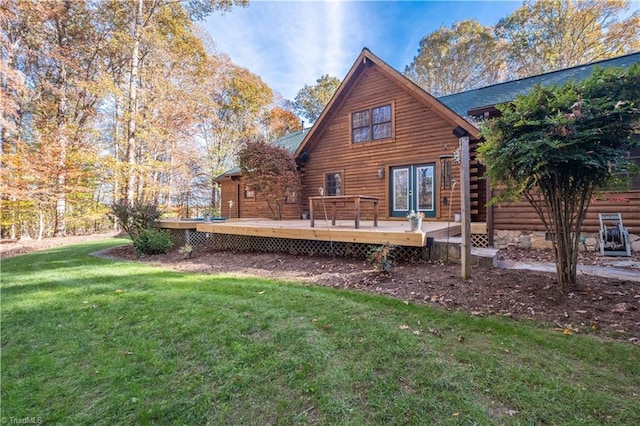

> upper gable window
[351,104,392,143]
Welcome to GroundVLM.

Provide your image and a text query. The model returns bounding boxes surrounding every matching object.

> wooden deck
[160,218,462,247]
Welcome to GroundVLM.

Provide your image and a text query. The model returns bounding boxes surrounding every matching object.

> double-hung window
[351,104,392,143]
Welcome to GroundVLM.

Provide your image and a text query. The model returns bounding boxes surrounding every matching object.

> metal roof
[438,52,640,117]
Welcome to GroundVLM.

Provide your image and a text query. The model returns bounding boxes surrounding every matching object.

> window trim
[350,101,395,144]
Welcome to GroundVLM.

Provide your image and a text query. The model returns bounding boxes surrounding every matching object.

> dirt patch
[106,243,640,343]
[3,234,639,342]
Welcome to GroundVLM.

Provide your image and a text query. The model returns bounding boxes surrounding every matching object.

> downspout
[236,180,241,218]
[487,176,494,247]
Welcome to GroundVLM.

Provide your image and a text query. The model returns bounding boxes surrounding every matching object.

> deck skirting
[163,228,428,261]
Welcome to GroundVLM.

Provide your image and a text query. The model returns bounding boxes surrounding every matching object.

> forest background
[2,0,639,240]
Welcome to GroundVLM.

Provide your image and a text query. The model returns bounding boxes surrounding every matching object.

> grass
[2,238,639,425]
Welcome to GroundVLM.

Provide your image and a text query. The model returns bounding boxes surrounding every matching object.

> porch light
[377,167,385,179]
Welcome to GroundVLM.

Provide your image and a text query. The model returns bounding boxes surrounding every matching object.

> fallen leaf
[257,290,266,295]
[429,328,442,337]
[412,330,421,336]
[399,324,410,330]
[115,289,123,294]
[563,329,573,335]
[612,303,629,314]
[575,310,587,314]
[311,318,318,323]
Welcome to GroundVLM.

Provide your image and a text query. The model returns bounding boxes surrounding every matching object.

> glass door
[390,163,436,218]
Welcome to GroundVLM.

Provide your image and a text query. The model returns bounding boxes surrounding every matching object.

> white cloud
[202,1,525,101]
[205,1,369,100]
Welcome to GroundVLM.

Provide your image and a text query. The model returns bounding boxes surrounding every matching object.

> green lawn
[2,239,638,425]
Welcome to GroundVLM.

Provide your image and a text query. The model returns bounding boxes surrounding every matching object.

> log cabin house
[215,48,640,252]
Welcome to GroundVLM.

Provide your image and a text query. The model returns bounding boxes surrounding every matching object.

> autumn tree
[101,0,247,206]
[2,0,110,237]
[263,105,303,140]
[496,0,640,77]
[479,64,640,289]
[293,74,340,123]
[238,137,301,220]
[405,20,508,97]
[407,1,639,96]
[194,53,274,214]
[1,0,251,239]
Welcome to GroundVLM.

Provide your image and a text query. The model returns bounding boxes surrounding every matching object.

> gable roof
[214,128,310,180]
[439,52,640,118]
[294,48,481,158]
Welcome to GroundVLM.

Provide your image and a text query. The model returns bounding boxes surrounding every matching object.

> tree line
[405,0,640,97]
[1,0,301,239]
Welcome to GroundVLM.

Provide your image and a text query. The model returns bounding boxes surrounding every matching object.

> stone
[531,237,552,250]
[496,230,509,239]
[517,236,531,249]
[585,237,598,251]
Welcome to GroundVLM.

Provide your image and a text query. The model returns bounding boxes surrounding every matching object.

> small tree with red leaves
[238,137,301,220]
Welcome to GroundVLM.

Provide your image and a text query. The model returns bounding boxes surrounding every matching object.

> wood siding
[492,190,640,234]
[300,65,485,222]
[219,177,302,220]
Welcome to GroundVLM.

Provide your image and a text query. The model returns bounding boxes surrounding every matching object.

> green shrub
[133,230,174,256]
[110,200,163,240]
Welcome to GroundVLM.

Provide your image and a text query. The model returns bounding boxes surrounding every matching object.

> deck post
[459,134,472,279]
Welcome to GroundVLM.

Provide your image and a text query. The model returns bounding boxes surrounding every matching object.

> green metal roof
[272,128,310,153]
[215,128,310,179]
[438,52,640,117]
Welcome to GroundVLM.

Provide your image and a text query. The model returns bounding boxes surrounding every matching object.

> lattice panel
[471,233,489,248]
[165,229,212,248]
[165,229,186,247]
[200,234,429,262]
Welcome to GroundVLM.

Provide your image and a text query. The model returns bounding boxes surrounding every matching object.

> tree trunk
[125,0,143,206]
[53,10,70,237]
[38,210,45,240]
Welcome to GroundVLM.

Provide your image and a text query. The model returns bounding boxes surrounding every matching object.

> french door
[390,164,436,218]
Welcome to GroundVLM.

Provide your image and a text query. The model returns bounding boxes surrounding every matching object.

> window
[325,172,343,196]
[351,104,392,143]
[601,145,640,191]
[440,157,453,190]
[244,185,255,199]
[286,190,298,204]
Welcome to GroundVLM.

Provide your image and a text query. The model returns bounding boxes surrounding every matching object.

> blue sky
[201,1,534,100]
